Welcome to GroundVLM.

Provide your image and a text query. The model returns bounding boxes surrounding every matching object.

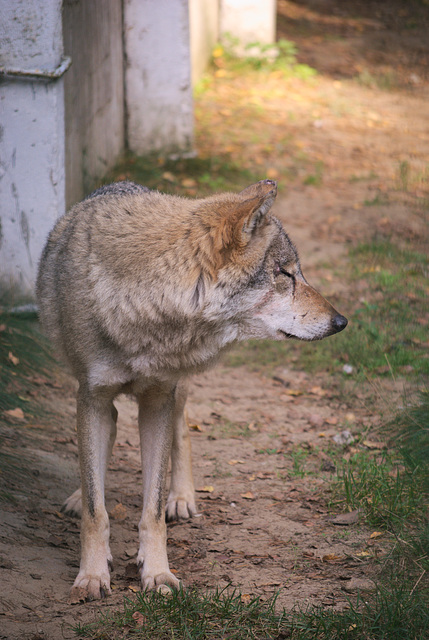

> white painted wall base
[220,0,276,54]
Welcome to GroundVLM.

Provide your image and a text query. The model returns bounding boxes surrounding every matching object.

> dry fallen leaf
[162,171,176,182]
[189,423,204,432]
[196,485,214,493]
[228,459,245,465]
[322,554,342,563]
[132,611,146,627]
[4,407,25,421]
[212,46,223,58]
[240,593,252,604]
[181,178,197,188]
[310,386,326,397]
[363,440,387,450]
[8,351,19,366]
[110,503,127,521]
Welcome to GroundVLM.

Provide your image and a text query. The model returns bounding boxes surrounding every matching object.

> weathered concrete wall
[189,0,219,85]
[62,0,125,207]
[124,0,194,155]
[0,0,66,295]
[220,0,276,52]
[0,0,63,71]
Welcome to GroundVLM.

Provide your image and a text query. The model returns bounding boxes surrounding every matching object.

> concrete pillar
[62,0,125,208]
[189,0,220,85]
[220,0,276,53]
[124,0,194,155]
[0,0,67,296]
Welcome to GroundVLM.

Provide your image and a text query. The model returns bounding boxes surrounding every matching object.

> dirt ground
[1,2,428,639]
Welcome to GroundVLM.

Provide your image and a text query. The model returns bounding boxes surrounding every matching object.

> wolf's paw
[69,572,111,603]
[61,488,82,518]
[141,570,181,593]
[165,494,197,521]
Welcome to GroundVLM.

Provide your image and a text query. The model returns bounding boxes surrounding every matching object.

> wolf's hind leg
[69,386,116,602]
[62,404,118,518]
[165,380,197,521]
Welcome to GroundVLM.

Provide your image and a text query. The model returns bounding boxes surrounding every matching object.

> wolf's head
[193,179,347,342]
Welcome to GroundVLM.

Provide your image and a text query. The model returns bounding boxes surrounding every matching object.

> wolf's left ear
[238,179,277,236]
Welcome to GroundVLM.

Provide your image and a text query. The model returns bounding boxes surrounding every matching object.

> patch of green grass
[325,390,429,634]
[73,575,429,640]
[332,451,425,529]
[288,448,310,478]
[0,311,55,415]
[396,389,429,492]
[214,36,317,79]
[226,239,429,379]
[74,589,288,640]
[106,151,260,197]
[331,390,429,530]
[0,309,59,503]
[289,584,429,640]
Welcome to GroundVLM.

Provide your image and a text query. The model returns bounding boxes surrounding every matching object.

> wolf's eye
[274,263,294,279]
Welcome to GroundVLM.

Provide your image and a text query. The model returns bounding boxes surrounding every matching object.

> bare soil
[1,2,428,638]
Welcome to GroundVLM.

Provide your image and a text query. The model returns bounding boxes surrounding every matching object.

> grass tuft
[332,388,429,531]
[74,588,287,639]
[290,584,429,639]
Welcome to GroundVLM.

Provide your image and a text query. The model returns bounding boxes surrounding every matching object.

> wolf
[36,179,347,601]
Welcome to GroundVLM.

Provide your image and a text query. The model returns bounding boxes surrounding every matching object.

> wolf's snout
[332,314,348,333]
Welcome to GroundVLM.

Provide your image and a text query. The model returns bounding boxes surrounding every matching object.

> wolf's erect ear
[237,179,277,236]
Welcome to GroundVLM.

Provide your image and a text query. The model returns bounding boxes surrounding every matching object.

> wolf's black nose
[332,314,348,333]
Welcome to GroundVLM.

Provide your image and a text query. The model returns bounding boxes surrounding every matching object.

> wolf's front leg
[63,404,118,518]
[166,380,197,521]
[70,385,115,601]
[137,385,181,592]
